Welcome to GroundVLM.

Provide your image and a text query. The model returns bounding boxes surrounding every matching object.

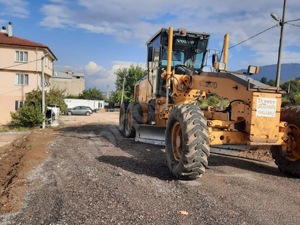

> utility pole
[41,54,48,129]
[275,0,287,88]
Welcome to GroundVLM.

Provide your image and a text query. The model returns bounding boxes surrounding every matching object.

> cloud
[38,1,300,60]
[84,61,105,76]
[39,1,300,70]
[39,4,74,28]
[0,0,29,18]
[81,61,145,92]
[84,61,119,92]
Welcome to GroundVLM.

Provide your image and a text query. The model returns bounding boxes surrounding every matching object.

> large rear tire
[125,102,142,138]
[119,103,127,135]
[165,104,210,180]
[271,106,300,177]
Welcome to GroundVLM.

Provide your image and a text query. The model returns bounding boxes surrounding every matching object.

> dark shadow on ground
[208,154,285,177]
[58,123,173,180]
[96,155,173,180]
[58,124,294,179]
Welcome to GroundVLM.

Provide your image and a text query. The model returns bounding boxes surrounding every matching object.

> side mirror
[212,54,219,66]
[247,65,260,75]
[212,54,226,71]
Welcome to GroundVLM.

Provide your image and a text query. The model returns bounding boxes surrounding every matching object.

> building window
[15,51,28,62]
[16,74,29,85]
[15,101,25,110]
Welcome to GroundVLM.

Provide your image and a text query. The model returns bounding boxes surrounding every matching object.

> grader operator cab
[119,27,300,180]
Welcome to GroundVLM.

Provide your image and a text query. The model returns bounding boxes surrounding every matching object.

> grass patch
[0,125,31,133]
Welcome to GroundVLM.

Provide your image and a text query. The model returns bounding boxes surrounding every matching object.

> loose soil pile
[0,129,56,214]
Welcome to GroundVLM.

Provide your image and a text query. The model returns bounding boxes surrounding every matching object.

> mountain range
[242,63,300,82]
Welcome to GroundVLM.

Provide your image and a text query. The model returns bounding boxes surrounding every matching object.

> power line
[286,22,300,28]
[229,24,278,49]
[228,17,300,50]
[0,58,41,70]
[286,18,300,23]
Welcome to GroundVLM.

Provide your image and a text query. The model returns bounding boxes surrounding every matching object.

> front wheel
[271,106,300,177]
[125,102,142,138]
[119,103,127,135]
[165,104,210,180]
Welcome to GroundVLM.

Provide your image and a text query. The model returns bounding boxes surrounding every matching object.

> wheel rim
[171,121,182,161]
[286,124,300,161]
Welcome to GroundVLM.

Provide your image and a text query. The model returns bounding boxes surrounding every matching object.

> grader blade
[211,145,272,162]
[135,125,165,146]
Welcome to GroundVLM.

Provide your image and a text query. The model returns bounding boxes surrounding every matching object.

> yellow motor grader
[119,27,300,179]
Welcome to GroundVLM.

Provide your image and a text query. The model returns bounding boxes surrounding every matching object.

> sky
[1,0,300,93]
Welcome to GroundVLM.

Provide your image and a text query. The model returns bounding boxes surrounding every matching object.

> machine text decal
[199,80,218,89]
[256,97,277,118]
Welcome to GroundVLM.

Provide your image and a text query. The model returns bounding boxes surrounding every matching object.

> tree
[267,79,276,86]
[260,77,268,84]
[11,88,67,127]
[64,94,79,99]
[46,88,68,113]
[280,78,300,105]
[105,91,119,108]
[259,77,275,86]
[79,87,104,100]
[294,93,300,105]
[114,64,146,103]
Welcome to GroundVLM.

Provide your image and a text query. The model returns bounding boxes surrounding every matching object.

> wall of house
[50,76,85,96]
[0,46,54,125]
[0,45,53,76]
[0,71,41,124]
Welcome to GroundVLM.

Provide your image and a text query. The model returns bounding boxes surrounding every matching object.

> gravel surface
[0,112,299,225]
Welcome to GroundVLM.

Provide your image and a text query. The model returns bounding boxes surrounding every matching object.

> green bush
[11,103,43,127]
[198,95,221,108]
[295,93,300,106]
[207,95,220,107]
[11,88,67,127]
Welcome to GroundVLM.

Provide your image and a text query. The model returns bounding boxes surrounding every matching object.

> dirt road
[0,112,299,225]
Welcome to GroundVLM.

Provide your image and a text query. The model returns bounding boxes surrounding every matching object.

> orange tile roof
[0,32,47,47]
[0,32,57,60]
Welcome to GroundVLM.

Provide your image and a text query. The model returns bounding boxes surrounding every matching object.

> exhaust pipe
[223,33,229,70]
[166,27,174,77]
[165,27,174,109]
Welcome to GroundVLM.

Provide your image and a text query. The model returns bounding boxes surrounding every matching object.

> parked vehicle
[67,106,93,116]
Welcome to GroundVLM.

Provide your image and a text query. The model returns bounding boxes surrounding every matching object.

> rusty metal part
[211,145,273,161]
[280,106,300,161]
[171,122,182,161]
[285,124,300,161]
[223,34,229,69]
